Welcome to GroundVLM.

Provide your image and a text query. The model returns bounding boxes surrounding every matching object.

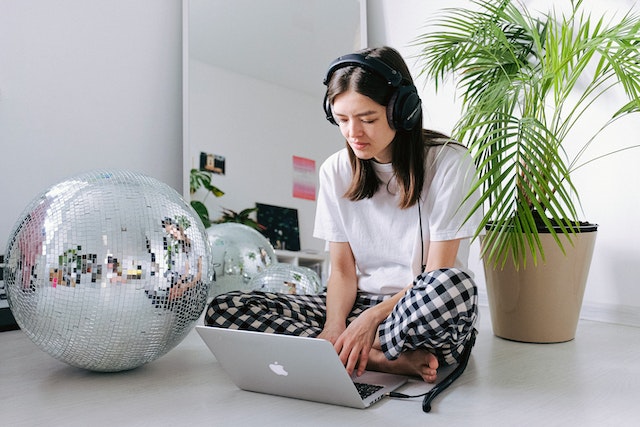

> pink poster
[292,156,316,201]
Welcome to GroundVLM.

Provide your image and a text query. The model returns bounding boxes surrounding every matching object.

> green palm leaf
[415,0,640,267]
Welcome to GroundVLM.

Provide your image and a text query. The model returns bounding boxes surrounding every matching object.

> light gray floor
[2,305,639,427]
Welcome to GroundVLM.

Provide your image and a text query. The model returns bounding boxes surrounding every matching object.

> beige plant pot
[483,230,597,343]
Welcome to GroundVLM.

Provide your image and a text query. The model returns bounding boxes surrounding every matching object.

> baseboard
[477,290,640,329]
[578,301,640,328]
[477,289,490,309]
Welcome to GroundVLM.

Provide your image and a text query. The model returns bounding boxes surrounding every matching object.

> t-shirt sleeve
[313,152,349,242]
[426,145,483,241]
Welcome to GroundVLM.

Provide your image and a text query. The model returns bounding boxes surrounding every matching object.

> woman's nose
[346,120,363,137]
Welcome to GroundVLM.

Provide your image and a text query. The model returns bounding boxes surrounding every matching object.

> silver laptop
[195,325,408,409]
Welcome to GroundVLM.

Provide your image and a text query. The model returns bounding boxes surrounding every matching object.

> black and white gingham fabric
[205,291,387,336]
[379,268,478,365]
[204,267,477,366]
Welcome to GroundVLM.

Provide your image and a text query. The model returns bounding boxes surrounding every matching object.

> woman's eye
[335,117,376,125]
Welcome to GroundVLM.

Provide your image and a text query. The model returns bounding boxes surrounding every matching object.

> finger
[334,339,349,366]
[356,349,369,377]
[345,348,359,376]
[347,341,367,376]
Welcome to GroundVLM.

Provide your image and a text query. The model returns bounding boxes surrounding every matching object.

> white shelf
[274,249,328,284]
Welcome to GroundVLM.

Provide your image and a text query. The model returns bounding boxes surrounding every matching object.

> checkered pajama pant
[204,268,478,366]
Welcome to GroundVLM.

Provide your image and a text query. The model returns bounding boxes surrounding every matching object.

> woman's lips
[350,141,368,150]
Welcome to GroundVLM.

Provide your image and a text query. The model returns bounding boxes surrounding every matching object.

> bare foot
[367,348,439,383]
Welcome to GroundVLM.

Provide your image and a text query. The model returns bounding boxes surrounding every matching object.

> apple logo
[268,362,289,376]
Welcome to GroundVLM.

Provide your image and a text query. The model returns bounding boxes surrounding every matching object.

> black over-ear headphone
[322,53,422,131]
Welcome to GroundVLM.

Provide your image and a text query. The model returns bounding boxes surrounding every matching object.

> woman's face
[331,90,396,164]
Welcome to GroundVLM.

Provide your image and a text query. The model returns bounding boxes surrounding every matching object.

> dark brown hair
[325,46,450,209]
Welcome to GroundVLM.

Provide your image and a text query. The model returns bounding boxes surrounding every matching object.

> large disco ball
[3,170,212,372]
[207,223,276,295]
[247,263,323,295]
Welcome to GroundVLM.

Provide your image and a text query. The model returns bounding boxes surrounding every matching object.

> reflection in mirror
[183,0,365,253]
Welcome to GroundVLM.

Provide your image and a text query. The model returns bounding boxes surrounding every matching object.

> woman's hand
[334,307,380,377]
[317,322,346,345]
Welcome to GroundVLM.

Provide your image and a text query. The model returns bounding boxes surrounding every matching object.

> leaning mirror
[183,0,365,254]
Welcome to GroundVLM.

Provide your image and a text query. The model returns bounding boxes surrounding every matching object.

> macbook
[196,325,408,409]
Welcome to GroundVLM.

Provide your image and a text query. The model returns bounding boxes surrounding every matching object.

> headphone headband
[323,53,404,87]
[322,52,422,131]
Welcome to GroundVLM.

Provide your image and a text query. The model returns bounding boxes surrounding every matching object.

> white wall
[0,0,183,246]
[368,0,640,324]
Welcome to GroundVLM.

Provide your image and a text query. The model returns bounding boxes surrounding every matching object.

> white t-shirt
[313,143,482,295]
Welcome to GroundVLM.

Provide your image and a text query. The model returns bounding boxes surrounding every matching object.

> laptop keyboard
[354,382,384,399]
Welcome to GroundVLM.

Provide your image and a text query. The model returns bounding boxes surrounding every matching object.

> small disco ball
[247,263,323,295]
[3,170,212,372]
[207,223,276,296]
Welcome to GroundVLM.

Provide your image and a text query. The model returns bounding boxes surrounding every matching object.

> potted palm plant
[415,0,640,342]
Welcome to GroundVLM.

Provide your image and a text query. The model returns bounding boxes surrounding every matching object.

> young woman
[205,46,482,384]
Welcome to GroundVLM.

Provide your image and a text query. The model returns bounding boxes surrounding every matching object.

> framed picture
[199,152,226,175]
[256,203,300,251]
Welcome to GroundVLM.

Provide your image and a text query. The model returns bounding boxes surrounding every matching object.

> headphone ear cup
[390,85,422,131]
[323,92,338,125]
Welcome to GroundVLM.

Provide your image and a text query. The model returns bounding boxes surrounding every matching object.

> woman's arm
[359,238,462,325]
[338,238,462,376]
[424,239,460,272]
[317,241,359,344]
